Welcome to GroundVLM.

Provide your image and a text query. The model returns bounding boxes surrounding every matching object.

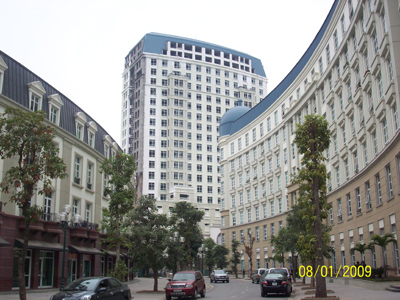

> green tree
[214,244,229,269]
[126,195,169,291]
[204,237,216,275]
[170,202,204,269]
[242,231,256,277]
[269,228,287,267]
[369,233,397,278]
[0,107,67,300]
[100,151,136,278]
[230,240,241,278]
[350,242,372,264]
[293,114,331,297]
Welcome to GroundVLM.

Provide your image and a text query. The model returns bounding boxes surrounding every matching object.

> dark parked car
[165,271,206,300]
[260,273,292,297]
[267,268,292,283]
[49,277,132,300]
[210,269,229,283]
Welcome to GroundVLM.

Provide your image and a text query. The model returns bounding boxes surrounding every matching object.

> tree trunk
[114,212,120,272]
[382,247,386,279]
[187,240,192,270]
[18,203,31,300]
[302,274,306,284]
[152,267,158,291]
[310,262,315,288]
[311,138,327,297]
[291,251,296,283]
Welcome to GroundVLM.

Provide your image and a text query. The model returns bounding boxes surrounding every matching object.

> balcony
[342,64,350,82]
[385,82,396,106]
[366,114,376,132]
[86,182,92,190]
[358,33,368,53]
[334,79,343,94]
[362,71,372,91]
[345,101,354,117]
[74,177,81,185]
[337,112,345,127]
[380,33,390,57]
[375,98,386,121]
[357,127,367,143]
[339,145,348,159]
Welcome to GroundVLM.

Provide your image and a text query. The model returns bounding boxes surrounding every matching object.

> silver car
[210,270,229,283]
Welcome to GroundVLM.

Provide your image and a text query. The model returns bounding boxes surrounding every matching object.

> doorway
[38,251,54,287]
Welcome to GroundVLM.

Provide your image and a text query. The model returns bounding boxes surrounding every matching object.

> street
[0,277,291,300]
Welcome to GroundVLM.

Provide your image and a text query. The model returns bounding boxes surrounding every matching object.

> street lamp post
[56,204,81,290]
[198,244,208,276]
[172,232,184,274]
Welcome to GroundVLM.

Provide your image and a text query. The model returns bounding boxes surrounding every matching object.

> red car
[165,271,206,300]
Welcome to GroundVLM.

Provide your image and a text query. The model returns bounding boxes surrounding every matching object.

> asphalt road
[207,279,291,300]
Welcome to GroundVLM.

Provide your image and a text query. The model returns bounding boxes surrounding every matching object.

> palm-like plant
[350,242,372,263]
[369,233,397,278]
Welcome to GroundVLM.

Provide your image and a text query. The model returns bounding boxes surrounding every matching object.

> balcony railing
[74,177,81,185]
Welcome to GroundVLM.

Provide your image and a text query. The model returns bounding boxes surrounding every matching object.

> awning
[69,245,103,255]
[101,249,126,257]
[0,236,10,247]
[15,239,65,251]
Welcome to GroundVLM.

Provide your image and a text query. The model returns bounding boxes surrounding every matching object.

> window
[337,199,342,222]
[85,203,92,222]
[356,187,361,214]
[386,164,393,198]
[365,181,372,210]
[347,193,352,217]
[375,173,382,205]
[74,156,81,185]
[87,163,93,190]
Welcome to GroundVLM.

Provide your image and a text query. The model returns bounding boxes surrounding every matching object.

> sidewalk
[292,279,400,300]
[0,278,168,300]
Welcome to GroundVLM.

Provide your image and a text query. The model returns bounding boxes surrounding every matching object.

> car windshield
[173,273,195,281]
[265,274,285,280]
[269,269,288,275]
[214,270,225,274]
[260,269,266,274]
[63,278,99,291]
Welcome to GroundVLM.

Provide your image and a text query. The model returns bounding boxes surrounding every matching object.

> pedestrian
[355,261,360,267]
[243,269,245,279]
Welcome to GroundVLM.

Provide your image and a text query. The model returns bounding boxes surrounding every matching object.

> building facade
[218,0,400,275]
[121,33,268,238]
[0,52,131,292]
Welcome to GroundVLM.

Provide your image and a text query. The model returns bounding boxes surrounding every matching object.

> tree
[204,238,216,276]
[242,231,256,277]
[369,233,397,278]
[170,201,204,269]
[293,114,331,297]
[0,107,67,300]
[125,195,169,291]
[269,229,287,267]
[350,242,372,264]
[100,151,136,278]
[213,245,229,269]
[230,240,241,278]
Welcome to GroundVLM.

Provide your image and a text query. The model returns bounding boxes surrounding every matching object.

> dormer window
[103,135,112,159]
[0,55,8,94]
[27,81,46,112]
[47,94,63,126]
[74,112,87,141]
[87,121,98,148]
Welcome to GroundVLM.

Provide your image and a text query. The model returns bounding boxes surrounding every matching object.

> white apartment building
[121,33,268,237]
[219,0,400,274]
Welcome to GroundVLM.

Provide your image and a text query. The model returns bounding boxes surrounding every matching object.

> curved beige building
[218,0,400,275]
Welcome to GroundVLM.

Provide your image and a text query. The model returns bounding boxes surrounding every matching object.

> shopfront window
[12,250,32,289]
[38,251,54,287]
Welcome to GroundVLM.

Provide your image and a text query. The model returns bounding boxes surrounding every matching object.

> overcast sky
[0,0,334,143]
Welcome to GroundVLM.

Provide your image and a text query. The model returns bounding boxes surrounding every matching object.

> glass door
[83,260,91,277]
[38,251,54,287]
[67,259,77,284]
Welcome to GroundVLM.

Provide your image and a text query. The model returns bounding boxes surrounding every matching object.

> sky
[0,0,335,143]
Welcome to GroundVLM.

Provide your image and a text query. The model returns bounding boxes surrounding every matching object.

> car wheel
[166,295,172,300]
[252,279,254,284]
[227,280,229,283]
[285,287,291,297]
[210,278,213,283]
[200,285,206,298]
[192,288,197,299]
[261,291,265,297]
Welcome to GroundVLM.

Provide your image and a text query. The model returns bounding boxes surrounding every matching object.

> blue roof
[220,99,251,136]
[220,0,339,137]
[129,32,266,77]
